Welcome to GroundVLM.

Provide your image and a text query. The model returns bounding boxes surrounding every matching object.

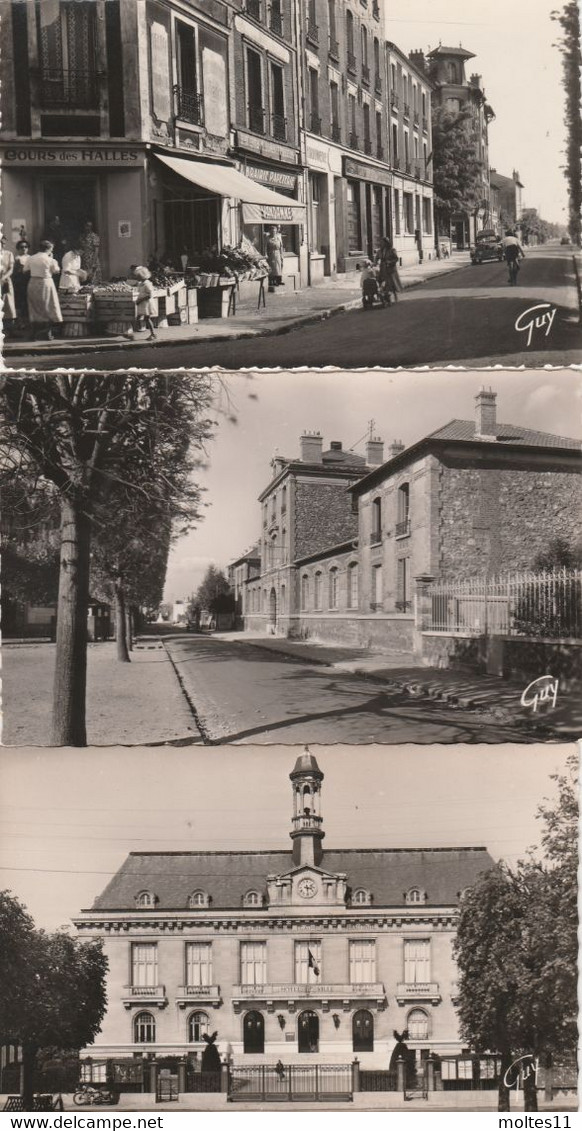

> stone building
[228,544,261,626]
[74,752,494,1086]
[489,170,524,234]
[386,43,434,267]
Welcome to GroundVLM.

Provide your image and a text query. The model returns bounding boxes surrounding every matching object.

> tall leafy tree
[552,3,582,246]
[0,374,216,744]
[0,891,107,1110]
[190,565,233,616]
[430,106,484,235]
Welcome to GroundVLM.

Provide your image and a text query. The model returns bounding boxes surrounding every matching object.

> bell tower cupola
[290,748,325,866]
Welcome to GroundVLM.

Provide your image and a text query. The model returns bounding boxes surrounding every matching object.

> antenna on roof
[368,418,376,440]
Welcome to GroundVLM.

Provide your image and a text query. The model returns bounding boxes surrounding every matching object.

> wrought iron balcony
[349,132,359,150]
[269,5,283,35]
[248,104,266,135]
[374,73,382,95]
[403,102,410,119]
[347,51,357,75]
[176,985,222,1008]
[122,985,167,1009]
[362,64,370,86]
[390,92,399,109]
[174,86,204,126]
[370,601,383,612]
[37,68,101,111]
[329,36,339,61]
[370,530,382,545]
[413,111,420,127]
[272,113,287,140]
[395,518,411,538]
[396,982,441,1005]
[246,0,262,19]
[306,19,319,47]
[310,111,322,135]
[232,982,387,1010]
[331,122,341,143]
[363,137,372,155]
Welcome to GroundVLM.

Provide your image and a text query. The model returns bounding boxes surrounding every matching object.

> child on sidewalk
[132,266,157,340]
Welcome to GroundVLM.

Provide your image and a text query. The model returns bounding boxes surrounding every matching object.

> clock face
[298,878,317,899]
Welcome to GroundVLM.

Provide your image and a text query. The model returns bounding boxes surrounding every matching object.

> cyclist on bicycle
[501,230,525,285]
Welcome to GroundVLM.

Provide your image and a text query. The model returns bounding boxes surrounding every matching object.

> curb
[160,638,212,745]
[2,262,465,360]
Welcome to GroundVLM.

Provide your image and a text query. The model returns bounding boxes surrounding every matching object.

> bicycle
[73,1084,114,1106]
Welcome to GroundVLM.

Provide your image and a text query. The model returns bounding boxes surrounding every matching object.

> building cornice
[73,907,459,933]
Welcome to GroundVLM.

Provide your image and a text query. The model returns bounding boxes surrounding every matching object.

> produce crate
[59,292,94,338]
[176,284,187,309]
[93,289,138,334]
[197,284,235,319]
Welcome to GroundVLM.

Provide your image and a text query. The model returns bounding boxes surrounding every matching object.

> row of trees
[1,375,217,745]
[552,2,582,246]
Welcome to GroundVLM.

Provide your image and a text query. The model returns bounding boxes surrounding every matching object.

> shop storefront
[240,160,304,283]
[338,157,393,273]
[304,137,344,281]
[0,142,146,278]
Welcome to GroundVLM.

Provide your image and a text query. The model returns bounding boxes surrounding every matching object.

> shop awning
[156,154,305,225]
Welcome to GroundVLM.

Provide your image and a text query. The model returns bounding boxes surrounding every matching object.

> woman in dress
[265,225,284,292]
[1,235,17,336]
[13,238,31,323]
[25,239,63,339]
[79,220,102,284]
[377,237,402,304]
[59,240,88,294]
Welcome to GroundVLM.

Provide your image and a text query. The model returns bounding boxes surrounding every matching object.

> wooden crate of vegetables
[93,283,138,334]
[59,291,94,338]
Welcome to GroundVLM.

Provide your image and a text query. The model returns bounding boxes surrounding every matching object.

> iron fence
[360,1069,399,1092]
[228,1063,353,1102]
[424,569,581,640]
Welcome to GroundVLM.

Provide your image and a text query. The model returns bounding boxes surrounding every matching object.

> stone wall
[438,465,582,578]
[294,482,358,559]
[503,638,582,687]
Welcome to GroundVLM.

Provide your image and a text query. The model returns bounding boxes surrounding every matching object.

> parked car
[560,236,570,245]
[470,231,503,264]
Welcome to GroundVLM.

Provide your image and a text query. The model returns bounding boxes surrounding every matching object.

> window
[347,179,361,252]
[353,1009,374,1052]
[298,1009,319,1053]
[361,25,368,69]
[403,939,430,984]
[132,944,158,988]
[314,571,322,610]
[446,97,460,114]
[271,62,285,139]
[243,1010,265,1053]
[405,887,426,904]
[281,485,287,513]
[329,567,339,609]
[36,0,98,115]
[396,557,410,610]
[185,942,212,988]
[407,1008,429,1040]
[349,939,376,984]
[135,890,156,908]
[363,103,371,148]
[447,61,458,83]
[346,9,354,56]
[372,564,382,610]
[280,583,286,612]
[347,563,358,609]
[330,81,340,138]
[301,574,309,611]
[371,496,382,541]
[244,890,262,907]
[188,890,209,908]
[246,48,264,134]
[188,1010,210,1042]
[134,1011,155,1044]
[396,483,410,535]
[404,193,414,234]
[352,888,371,905]
[373,37,380,78]
[309,67,320,132]
[328,0,337,46]
[295,941,321,984]
[404,131,409,164]
[240,941,266,985]
[423,197,432,233]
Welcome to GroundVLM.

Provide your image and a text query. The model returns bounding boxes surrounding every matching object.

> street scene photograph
[2,370,580,748]
[1,0,580,369]
[0,743,577,1112]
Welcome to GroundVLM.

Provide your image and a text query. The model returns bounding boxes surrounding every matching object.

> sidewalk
[1,639,201,746]
[209,631,580,739]
[2,254,466,359]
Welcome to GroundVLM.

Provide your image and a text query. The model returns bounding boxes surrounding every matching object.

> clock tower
[289,747,325,867]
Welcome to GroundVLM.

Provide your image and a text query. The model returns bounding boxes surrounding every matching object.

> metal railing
[396,981,440,1000]
[306,19,319,46]
[229,1063,353,1102]
[361,1070,399,1092]
[310,111,322,135]
[232,982,384,999]
[37,68,101,110]
[248,104,265,134]
[396,518,411,538]
[403,102,410,118]
[347,51,357,75]
[174,86,204,125]
[391,92,399,109]
[374,73,382,94]
[362,64,370,85]
[272,112,287,140]
[424,569,582,639]
[329,36,339,60]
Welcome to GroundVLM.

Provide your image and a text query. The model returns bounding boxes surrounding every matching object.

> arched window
[353,888,371,905]
[280,583,286,613]
[135,891,156,908]
[329,566,339,609]
[353,1009,374,1052]
[407,1008,429,1041]
[243,1010,265,1054]
[371,497,382,541]
[347,563,358,609]
[298,1009,319,1053]
[134,1011,155,1044]
[188,1010,210,1043]
[314,571,322,610]
[301,574,309,611]
[189,891,209,908]
[244,890,262,907]
[447,61,458,83]
[405,887,426,904]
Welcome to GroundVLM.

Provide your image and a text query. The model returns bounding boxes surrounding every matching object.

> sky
[163,370,582,603]
[382,0,569,224]
[0,743,573,931]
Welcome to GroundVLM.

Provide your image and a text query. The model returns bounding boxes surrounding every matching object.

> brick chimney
[366,436,384,466]
[475,388,497,438]
[389,440,405,458]
[409,49,426,74]
[300,431,323,463]
[329,440,343,451]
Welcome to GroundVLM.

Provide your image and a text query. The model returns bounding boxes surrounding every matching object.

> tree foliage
[552,2,582,245]
[0,890,108,1108]
[519,208,563,245]
[190,564,233,616]
[454,755,578,1111]
[431,106,484,228]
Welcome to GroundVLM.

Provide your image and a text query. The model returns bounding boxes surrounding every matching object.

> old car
[470,230,503,264]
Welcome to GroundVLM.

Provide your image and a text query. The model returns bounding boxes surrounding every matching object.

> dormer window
[405,887,427,904]
[188,891,210,908]
[353,889,372,906]
[135,891,156,908]
[244,890,262,907]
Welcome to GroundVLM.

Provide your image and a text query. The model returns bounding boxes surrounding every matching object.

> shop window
[188,1011,210,1043]
[243,1011,265,1054]
[134,1012,155,1044]
[347,180,362,253]
[353,1010,374,1052]
[298,1010,319,1053]
[407,1009,429,1041]
[393,188,400,235]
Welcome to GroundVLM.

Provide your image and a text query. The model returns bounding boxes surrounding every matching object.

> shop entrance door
[298,1010,319,1053]
[43,178,98,247]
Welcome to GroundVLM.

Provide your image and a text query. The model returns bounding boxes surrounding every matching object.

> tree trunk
[498,1051,512,1112]
[51,497,91,746]
[114,579,131,663]
[21,1043,38,1110]
[523,1068,538,1112]
[126,607,134,651]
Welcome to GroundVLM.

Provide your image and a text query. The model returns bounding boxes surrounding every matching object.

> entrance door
[43,177,98,247]
[454,221,465,249]
[298,1010,319,1053]
[243,1011,265,1054]
[269,588,277,630]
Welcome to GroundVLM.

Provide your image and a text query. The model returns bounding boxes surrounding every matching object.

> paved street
[165,636,531,745]
[8,247,580,370]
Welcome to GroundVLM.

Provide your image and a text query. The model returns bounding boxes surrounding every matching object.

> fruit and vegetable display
[93,282,136,295]
[193,239,269,281]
